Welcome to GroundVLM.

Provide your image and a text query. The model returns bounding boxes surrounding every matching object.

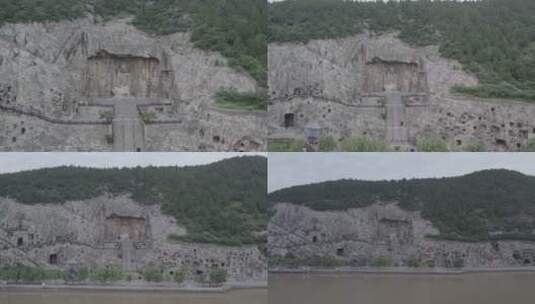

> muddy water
[269,272,535,304]
[0,288,267,304]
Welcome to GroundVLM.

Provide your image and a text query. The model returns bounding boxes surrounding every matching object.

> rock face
[269,203,535,268]
[0,17,266,151]
[0,196,267,283]
[268,34,535,151]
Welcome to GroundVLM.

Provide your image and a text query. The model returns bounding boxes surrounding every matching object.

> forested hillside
[0,0,267,87]
[0,156,268,246]
[269,0,535,102]
[269,169,535,242]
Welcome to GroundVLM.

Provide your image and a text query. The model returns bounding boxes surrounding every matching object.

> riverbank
[270,266,535,275]
[0,281,267,293]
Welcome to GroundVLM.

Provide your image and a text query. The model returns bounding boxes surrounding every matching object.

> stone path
[93,97,169,151]
[384,92,408,144]
[120,235,134,271]
[361,91,427,146]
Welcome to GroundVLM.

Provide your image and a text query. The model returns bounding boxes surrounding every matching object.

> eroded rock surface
[269,203,535,268]
[0,196,266,283]
[0,17,266,151]
[269,34,535,151]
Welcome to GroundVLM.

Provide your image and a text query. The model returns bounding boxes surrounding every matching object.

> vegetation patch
[406,257,435,268]
[319,136,337,152]
[208,268,227,285]
[523,139,535,152]
[463,142,486,152]
[89,267,125,283]
[98,110,113,122]
[452,84,535,103]
[0,265,67,282]
[267,138,305,152]
[416,136,449,152]
[214,88,267,111]
[139,110,157,123]
[340,136,391,152]
[173,269,186,283]
[141,267,164,282]
[370,256,392,268]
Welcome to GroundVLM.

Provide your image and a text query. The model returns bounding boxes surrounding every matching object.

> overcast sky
[268,153,535,192]
[0,152,266,174]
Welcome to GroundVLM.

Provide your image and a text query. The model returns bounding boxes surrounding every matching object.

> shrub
[340,136,390,152]
[142,267,164,282]
[268,139,305,152]
[173,269,186,283]
[140,111,157,123]
[406,257,434,268]
[0,265,67,282]
[75,267,90,281]
[89,267,125,283]
[98,110,113,122]
[421,260,435,268]
[417,136,449,152]
[194,272,207,284]
[464,142,485,152]
[406,257,420,268]
[306,255,345,268]
[208,268,228,285]
[522,139,535,152]
[269,253,302,268]
[452,84,535,103]
[319,136,337,151]
[214,88,267,111]
[370,256,392,267]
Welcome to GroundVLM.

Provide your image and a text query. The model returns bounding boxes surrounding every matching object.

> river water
[0,288,267,304]
[269,272,535,304]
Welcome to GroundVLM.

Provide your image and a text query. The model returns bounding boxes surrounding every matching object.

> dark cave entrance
[284,113,295,128]
[49,254,58,265]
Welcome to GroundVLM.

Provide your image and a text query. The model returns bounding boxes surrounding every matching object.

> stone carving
[268,34,535,151]
[269,203,535,268]
[0,18,265,151]
[0,196,267,283]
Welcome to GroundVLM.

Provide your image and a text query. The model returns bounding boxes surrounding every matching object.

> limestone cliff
[269,203,535,269]
[0,195,267,284]
[268,34,535,151]
[0,17,266,151]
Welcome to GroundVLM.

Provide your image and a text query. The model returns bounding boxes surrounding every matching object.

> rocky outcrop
[269,203,535,268]
[0,196,267,284]
[268,33,535,151]
[0,17,266,151]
